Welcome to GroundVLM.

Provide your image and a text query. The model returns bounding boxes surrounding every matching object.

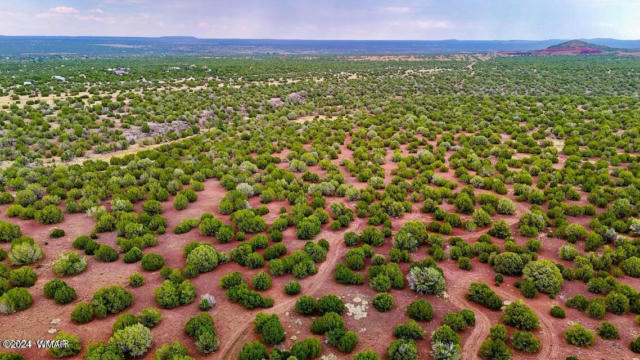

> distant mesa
[499,40,616,56]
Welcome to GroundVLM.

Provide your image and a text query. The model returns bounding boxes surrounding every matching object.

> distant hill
[547,40,612,51]
[499,39,631,56]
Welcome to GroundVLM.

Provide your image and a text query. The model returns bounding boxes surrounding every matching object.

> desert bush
[35,205,64,224]
[551,305,566,318]
[407,299,434,321]
[9,266,37,287]
[49,331,82,358]
[154,280,195,309]
[317,294,344,315]
[251,271,272,291]
[284,280,301,295]
[511,331,540,353]
[238,341,266,360]
[0,287,32,314]
[605,291,629,314]
[466,282,502,310]
[407,266,445,295]
[0,221,21,243]
[138,307,162,328]
[109,323,152,357]
[8,239,43,266]
[92,286,134,316]
[296,295,317,315]
[289,337,322,360]
[95,244,119,262]
[372,292,394,312]
[327,328,359,353]
[387,339,418,360]
[71,302,94,323]
[492,252,525,275]
[501,300,539,330]
[254,312,285,345]
[53,251,87,276]
[563,323,594,347]
[597,322,619,340]
[50,228,65,238]
[153,342,192,360]
[310,312,344,334]
[141,253,165,271]
[129,273,145,287]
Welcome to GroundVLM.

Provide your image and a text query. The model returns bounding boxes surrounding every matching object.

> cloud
[50,6,78,14]
[381,6,411,13]
[415,20,455,30]
[89,8,105,14]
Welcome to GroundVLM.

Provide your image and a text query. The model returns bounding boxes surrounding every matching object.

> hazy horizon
[0,0,639,41]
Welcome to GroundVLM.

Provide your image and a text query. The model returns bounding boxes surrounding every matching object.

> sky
[0,0,638,40]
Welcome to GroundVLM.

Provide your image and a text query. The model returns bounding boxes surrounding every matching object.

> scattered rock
[290,335,297,341]
[295,318,303,326]
[269,97,285,107]
[321,354,337,360]
[50,318,61,325]
[346,301,368,320]
[47,329,57,334]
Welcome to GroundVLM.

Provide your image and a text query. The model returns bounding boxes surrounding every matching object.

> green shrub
[407,266,445,295]
[284,281,301,295]
[372,292,394,312]
[95,244,119,262]
[251,271,272,291]
[53,285,77,304]
[9,266,37,287]
[109,323,152,357]
[407,299,434,321]
[522,259,563,296]
[141,253,165,271]
[71,302,94,323]
[8,238,43,266]
[631,336,640,353]
[238,341,267,360]
[138,307,162,328]
[154,280,196,309]
[50,228,65,238]
[317,294,344,315]
[511,331,541,353]
[254,312,285,345]
[387,339,417,360]
[353,350,379,360]
[49,331,82,358]
[501,300,539,330]
[310,312,344,334]
[294,296,317,316]
[113,313,139,333]
[563,324,594,347]
[91,286,134,316]
[129,273,145,287]
[442,312,468,332]
[492,252,524,275]
[327,328,358,353]
[0,287,33,314]
[466,282,502,310]
[597,322,619,340]
[0,221,22,243]
[35,205,64,224]
[394,319,425,340]
[550,305,566,318]
[52,251,87,276]
[290,337,322,360]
